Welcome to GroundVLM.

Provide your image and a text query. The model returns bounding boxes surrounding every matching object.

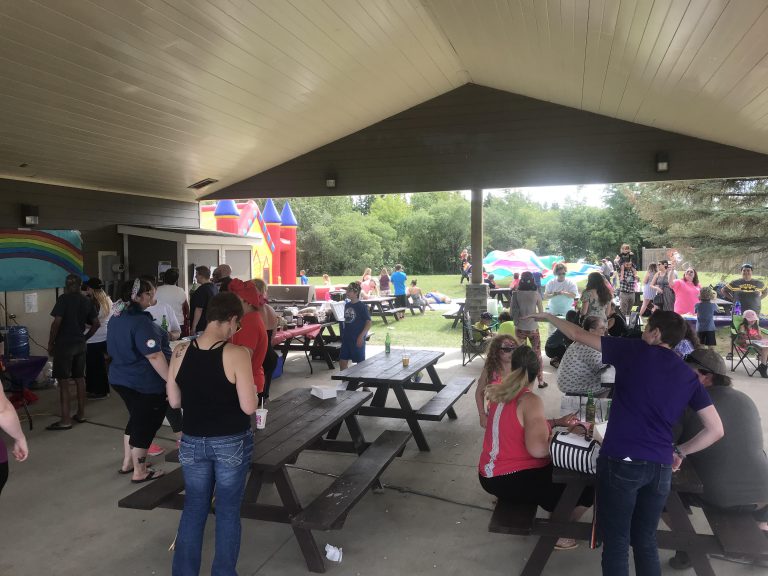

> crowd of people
[473,245,768,574]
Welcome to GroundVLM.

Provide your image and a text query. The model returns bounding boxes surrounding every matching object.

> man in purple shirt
[529,310,723,576]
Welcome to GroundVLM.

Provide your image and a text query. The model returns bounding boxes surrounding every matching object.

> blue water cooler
[5,325,31,359]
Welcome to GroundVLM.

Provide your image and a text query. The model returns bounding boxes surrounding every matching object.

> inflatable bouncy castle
[200,199,298,285]
[483,249,601,286]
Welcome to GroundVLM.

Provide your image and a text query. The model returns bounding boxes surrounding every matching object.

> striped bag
[549,429,600,475]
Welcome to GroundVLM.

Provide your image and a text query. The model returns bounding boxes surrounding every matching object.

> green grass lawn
[308,274,468,347]
[306,271,753,351]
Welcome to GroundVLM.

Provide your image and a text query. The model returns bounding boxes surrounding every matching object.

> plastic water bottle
[733,300,742,316]
[385,331,391,354]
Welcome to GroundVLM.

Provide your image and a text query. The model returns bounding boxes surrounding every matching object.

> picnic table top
[271,324,322,345]
[332,349,444,384]
[251,387,372,470]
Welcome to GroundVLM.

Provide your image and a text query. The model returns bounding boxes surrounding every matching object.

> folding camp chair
[462,311,488,366]
[730,314,761,376]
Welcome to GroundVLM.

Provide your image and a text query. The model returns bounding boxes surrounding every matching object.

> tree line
[275,178,765,276]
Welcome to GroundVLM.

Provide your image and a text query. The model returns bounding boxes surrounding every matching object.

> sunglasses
[500,346,515,353]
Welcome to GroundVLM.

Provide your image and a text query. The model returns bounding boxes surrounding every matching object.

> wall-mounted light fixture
[325,177,337,189]
[21,204,39,227]
[655,152,669,173]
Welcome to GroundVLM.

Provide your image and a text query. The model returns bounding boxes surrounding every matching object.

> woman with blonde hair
[478,346,591,550]
[83,277,113,399]
[475,334,518,428]
[638,263,658,316]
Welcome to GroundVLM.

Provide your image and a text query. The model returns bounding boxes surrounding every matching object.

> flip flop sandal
[131,470,164,484]
[538,382,549,389]
[72,415,87,423]
[46,421,73,431]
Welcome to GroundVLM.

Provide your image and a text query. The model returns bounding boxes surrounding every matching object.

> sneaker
[147,443,165,457]
[554,538,578,550]
[87,392,109,400]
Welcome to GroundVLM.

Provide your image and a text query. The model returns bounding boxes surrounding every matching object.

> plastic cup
[255,408,268,429]
[402,353,410,368]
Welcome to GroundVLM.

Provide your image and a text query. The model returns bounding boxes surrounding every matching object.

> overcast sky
[485,184,607,207]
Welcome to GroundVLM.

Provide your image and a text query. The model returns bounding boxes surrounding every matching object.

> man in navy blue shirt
[339,282,371,370]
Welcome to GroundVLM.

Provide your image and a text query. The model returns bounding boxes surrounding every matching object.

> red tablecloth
[271,324,322,346]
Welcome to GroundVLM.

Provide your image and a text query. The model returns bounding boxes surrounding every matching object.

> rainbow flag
[0,230,83,291]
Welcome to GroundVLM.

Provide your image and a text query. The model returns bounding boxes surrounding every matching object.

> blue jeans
[597,456,672,576]
[172,430,254,576]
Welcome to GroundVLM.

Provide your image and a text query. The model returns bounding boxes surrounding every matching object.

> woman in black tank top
[166,292,257,576]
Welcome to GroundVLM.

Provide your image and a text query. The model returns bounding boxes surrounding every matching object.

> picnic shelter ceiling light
[655,152,669,173]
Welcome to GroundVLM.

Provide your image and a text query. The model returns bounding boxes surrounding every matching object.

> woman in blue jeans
[530,310,723,576]
[167,292,257,576]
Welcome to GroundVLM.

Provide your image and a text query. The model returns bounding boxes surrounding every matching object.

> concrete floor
[1,346,765,576]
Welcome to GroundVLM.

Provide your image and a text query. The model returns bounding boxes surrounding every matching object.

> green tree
[632,178,768,264]
[369,194,410,229]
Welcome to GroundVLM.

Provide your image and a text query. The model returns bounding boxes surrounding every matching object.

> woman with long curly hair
[478,346,591,550]
[580,271,613,321]
[475,334,518,428]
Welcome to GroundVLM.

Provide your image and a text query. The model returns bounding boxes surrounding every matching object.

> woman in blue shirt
[107,278,171,483]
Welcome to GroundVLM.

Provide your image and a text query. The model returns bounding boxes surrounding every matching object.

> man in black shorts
[47,274,99,430]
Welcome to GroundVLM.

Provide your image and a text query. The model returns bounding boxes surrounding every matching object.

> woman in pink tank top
[478,346,594,550]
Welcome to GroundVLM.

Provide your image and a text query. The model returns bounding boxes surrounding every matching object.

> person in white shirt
[544,263,579,317]
[83,277,112,399]
[154,268,188,334]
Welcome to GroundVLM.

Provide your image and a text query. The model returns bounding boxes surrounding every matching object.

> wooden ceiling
[1,1,768,201]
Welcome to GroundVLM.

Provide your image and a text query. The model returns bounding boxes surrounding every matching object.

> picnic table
[271,323,336,374]
[331,349,475,451]
[119,388,412,573]
[490,461,726,576]
[490,287,511,307]
[442,298,466,329]
[360,295,402,324]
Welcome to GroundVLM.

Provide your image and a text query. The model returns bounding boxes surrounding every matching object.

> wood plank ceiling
[1,0,767,202]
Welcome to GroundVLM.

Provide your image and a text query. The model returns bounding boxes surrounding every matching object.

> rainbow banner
[0,230,83,291]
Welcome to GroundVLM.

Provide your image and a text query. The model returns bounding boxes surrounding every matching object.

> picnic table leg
[452,304,464,329]
[424,365,458,420]
[520,479,586,576]
[375,303,389,325]
[391,384,430,451]
[326,381,360,440]
[371,384,389,408]
[664,492,717,576]
[314,332,335,370]
[273,467,326,573]
[242,467,266,503]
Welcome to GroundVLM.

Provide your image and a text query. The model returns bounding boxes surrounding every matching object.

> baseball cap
[480,311,493,320]
[741,263,753,270]
[82,277,103,291]
[685,349,727,376]
[744,309,759,322]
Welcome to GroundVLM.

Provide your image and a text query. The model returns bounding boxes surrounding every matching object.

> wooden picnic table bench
[331,349,475,451]
[119,388,410,573]
[442,298,465,329]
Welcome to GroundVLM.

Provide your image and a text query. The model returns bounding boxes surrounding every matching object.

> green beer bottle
[385,330,391,354]
[161,314,169,332]
[585,391,596,440]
